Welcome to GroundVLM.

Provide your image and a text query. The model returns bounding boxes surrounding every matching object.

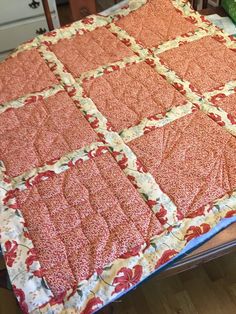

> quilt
[1,0,236,313]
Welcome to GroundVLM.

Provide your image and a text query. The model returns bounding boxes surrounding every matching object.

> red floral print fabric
[159,37,236,93]
[116,0,197,47]
[129,111,236,218]
[83,61,186,131]
[0,49,57,104]
[0,91,98,177]
[51,27,134,77]
[15,154,163,295]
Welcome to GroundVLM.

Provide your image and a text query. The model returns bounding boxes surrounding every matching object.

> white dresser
[0,0,60,61]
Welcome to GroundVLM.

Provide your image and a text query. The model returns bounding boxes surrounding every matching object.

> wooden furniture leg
[192,0,198,10]
[192,0,208,10]
[203,0,208,9]
[69,0,97,22]
[42,0,54,31]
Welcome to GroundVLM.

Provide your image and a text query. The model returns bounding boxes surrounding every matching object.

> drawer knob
[29,0,40,9]
[36,27,47,35]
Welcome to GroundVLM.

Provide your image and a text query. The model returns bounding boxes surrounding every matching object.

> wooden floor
[99,252,236,314]
[1,252,236,314]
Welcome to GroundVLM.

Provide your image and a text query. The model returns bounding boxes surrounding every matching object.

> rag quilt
[1,0,236,313]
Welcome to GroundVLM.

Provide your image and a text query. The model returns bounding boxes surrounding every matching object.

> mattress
[0,0,236,313]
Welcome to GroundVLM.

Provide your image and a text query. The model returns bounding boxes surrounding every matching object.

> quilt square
[50,27,134,77]
[116,0,197,48]
[16,153,163,295]
[128,111,236,218]
[83,61,187,131]
[0,91,97,177]
[159,36,236,93]
[210,93,236,118]
[0,49,57,104]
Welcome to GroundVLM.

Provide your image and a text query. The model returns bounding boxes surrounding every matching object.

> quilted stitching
[0,50,57,104]
[116,0,197,48]
[160,36,236,93]
[16,154,163,295]
[83,61,187,131]
[50,27,134,77]
[211,93,236,118]
[129,111,236,218]
[0,91,98,177]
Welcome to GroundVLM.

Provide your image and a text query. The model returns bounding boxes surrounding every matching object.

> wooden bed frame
[42,0,209,30]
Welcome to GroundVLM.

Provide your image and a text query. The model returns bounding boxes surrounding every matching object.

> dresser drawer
[0,0,55,25]
[0,15,58,53]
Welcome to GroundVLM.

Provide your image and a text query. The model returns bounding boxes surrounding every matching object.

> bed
[0,0,236,313]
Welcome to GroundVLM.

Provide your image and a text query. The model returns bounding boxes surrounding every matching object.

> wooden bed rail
[42,0,209,30]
